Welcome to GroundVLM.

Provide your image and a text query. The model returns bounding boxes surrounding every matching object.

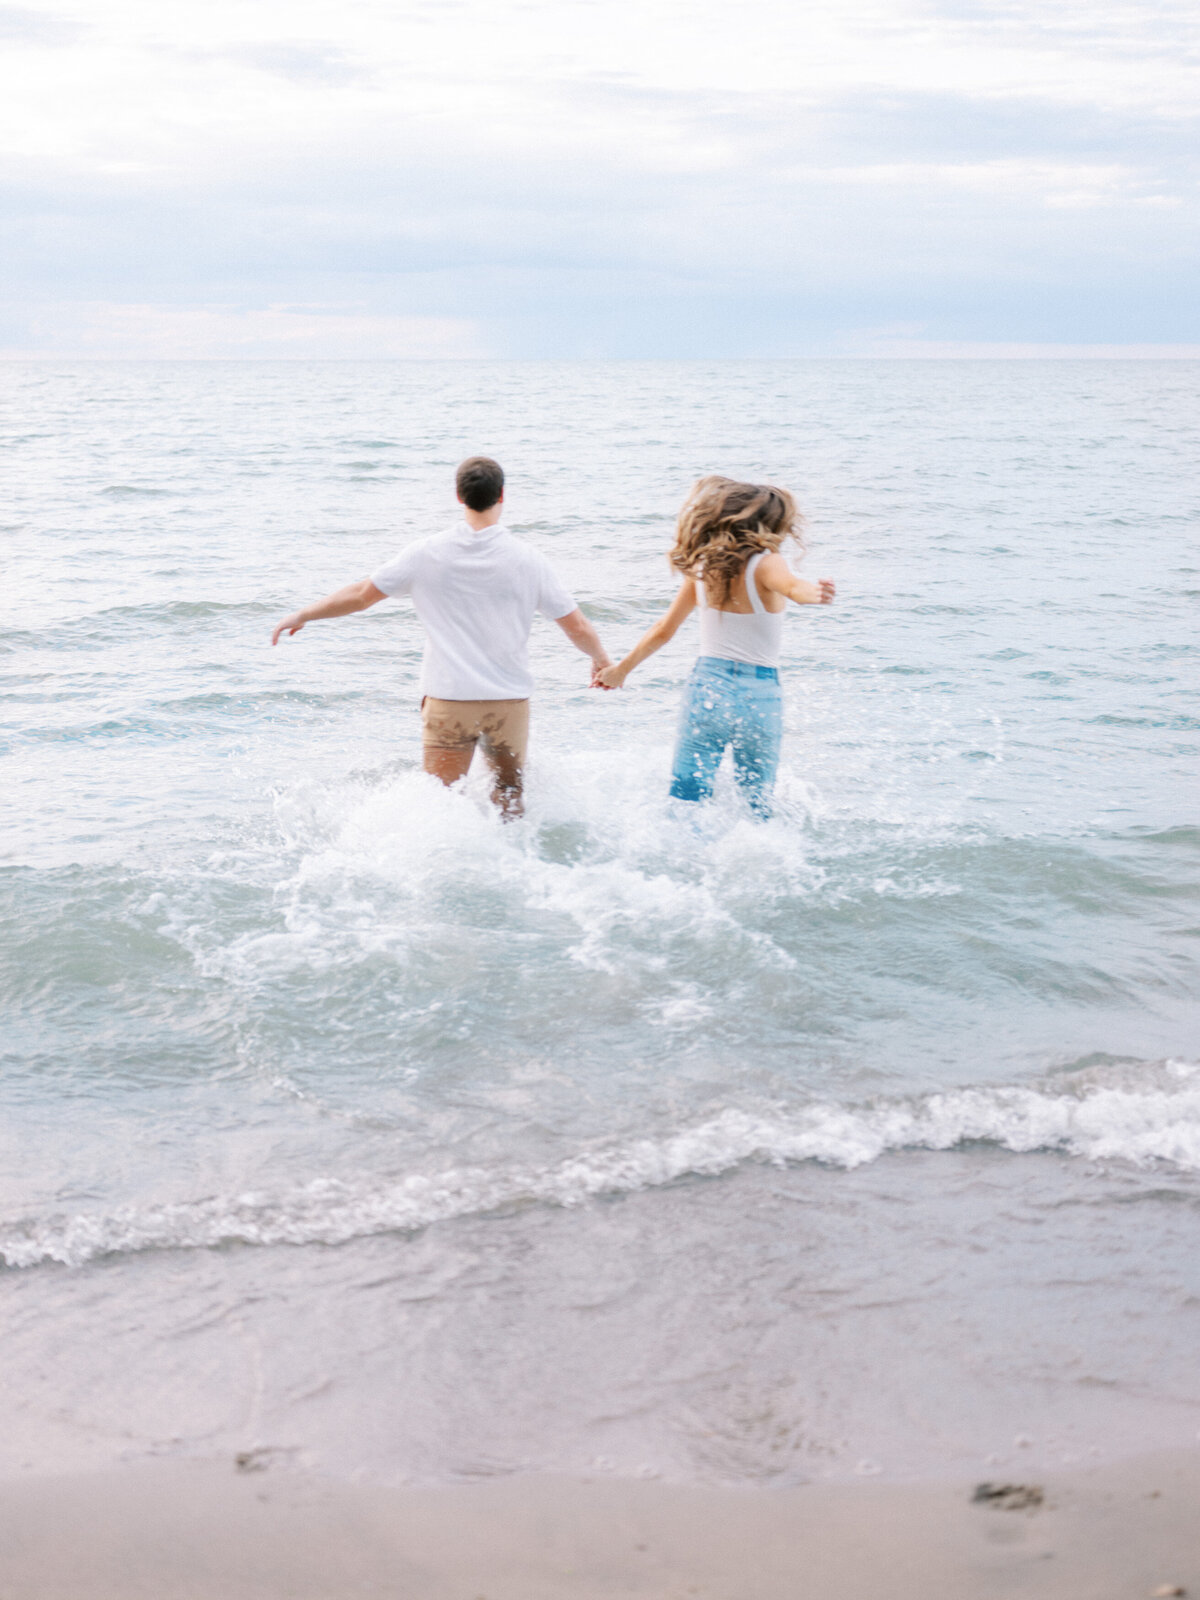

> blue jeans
[669,657,783,816]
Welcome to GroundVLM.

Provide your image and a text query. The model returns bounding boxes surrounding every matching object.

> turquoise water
[2,360,1198,1482]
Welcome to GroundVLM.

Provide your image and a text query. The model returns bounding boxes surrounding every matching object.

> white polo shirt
[372,522,576,701]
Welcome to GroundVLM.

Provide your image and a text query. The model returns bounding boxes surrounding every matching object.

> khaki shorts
[420,696,530,764]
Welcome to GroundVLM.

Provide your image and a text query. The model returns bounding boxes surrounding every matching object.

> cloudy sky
[1,0,1198,357]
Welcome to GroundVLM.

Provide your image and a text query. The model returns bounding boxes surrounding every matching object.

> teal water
[1,361,1198,1483]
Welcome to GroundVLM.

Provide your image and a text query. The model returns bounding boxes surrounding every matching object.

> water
[2,360,1198,1483]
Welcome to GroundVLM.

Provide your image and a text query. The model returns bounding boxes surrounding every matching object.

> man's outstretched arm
[272,579,387,645]
[554,607,612,685]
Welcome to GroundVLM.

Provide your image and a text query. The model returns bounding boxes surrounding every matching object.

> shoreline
[1,1448,1197,1599]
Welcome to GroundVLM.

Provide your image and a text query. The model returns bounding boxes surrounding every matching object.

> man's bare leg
[421,699,526,818]
[424,746,474,787]
[482,741,524,819]
[423,743,520,817]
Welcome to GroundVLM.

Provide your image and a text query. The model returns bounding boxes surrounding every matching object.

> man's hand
[272,612,306,646]
[590,657,615,689]
[596,663,626,689]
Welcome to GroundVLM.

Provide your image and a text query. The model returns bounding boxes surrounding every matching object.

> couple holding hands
[273,456,835,819]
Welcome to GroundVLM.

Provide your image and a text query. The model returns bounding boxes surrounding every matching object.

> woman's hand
[788,576,836,605]
[758,555,835,607]
[596,663,628,689]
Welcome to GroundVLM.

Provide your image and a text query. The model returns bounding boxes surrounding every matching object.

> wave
[4,1066,1198,1270]
[0,600,286,653]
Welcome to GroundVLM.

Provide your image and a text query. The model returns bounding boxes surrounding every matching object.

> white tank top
[696,551,784,668]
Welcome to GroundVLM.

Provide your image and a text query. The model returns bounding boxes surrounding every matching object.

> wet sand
[0,1449,1197,1599]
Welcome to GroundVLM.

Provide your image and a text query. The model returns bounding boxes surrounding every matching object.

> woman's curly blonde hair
[669,476,803,605]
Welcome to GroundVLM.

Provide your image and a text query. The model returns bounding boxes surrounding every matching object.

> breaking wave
[5,1064,1198,1269]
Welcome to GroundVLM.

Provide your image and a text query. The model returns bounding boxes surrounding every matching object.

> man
[272,456,611,816]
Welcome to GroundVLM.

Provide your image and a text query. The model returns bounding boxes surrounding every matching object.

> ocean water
[1,359,1198,1484]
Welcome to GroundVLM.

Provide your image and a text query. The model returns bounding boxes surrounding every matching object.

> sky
[1,0,1198,358]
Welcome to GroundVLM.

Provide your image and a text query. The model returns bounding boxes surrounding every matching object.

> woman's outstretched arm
[596,579,696,689]
[757,553,835,607]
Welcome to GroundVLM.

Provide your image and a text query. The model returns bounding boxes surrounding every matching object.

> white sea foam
[4,1066,1198,1270]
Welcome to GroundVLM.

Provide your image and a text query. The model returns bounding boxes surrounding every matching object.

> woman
[597,476,835,816]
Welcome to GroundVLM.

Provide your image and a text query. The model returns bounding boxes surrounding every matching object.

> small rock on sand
[971,1483,1044,1510]
[1151,1586,1185,1598]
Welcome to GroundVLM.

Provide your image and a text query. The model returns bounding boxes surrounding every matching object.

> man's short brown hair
[456,456,505,512]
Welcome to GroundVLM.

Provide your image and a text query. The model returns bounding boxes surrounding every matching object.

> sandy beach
[1,1449,1197,1600]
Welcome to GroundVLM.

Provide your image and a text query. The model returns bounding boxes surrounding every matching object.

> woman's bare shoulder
[752,551,791,611]
[756,550,791,577]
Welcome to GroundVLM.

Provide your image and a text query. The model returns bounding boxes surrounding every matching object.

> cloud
[0,302,487,358]
[842,333,1200,358]
[214,42,370,87]
[0,5,78,44]
[0,0,1197,354]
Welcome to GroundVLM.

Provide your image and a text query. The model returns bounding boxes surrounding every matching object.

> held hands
[818,578,836,604]
[595,663,627,690]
